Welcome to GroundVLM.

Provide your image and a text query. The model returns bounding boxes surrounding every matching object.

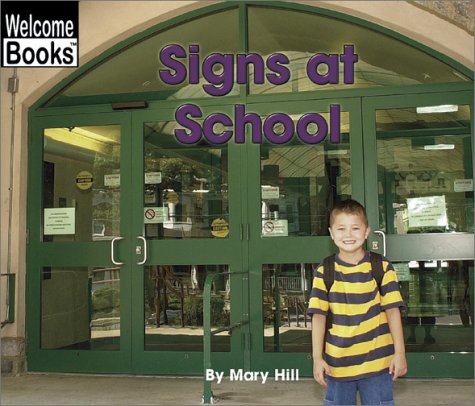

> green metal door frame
[244,96,364,375]
[26,111,135,373]
[362,91,474,378]
[26,103,249,375]
[26,90,474,378]
[128,106,248,375]
[362,90,474,264]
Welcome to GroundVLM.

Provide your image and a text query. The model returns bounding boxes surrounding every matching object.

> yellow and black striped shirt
[307,252,404,381]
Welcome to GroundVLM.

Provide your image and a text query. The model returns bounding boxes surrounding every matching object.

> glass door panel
[40,124,123,352]
[28,113,132,373]
[262,263,313,353]
[396,259,473,352]
[260,119,351,238]
[363,93,474,378]
[130,109,245,375]
[143,121,229,240]
[375,105,473,236]
[364,96,474,260]
[144,264,231,352]
[41,266,121,351]
[247,98,364,373]
[43,124,121,242]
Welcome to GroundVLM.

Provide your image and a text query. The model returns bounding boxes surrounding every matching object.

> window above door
[41,3,472,108]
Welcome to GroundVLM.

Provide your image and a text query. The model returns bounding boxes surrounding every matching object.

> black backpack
[319,251,385,330]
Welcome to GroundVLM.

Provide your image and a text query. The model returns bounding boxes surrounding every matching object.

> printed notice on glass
[262,219,288,237]
[145,172,162,184]
[262,186,279,200]
[407,196,448,228]
[393,263,410,282]
[44,208,75,235]
[144,207,168,224]
[104,173,120,187]
[454,179,473,192]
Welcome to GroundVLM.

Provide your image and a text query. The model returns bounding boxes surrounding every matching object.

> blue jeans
[324,372,395,406]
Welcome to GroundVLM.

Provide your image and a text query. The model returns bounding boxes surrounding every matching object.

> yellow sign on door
[76,171,93,190]
[211,218,229,238]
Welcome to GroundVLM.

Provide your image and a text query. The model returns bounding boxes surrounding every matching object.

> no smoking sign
[261,219,288,237]
[144,207,168,224]
[263,221,274,233]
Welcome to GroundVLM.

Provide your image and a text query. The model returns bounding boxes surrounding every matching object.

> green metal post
[273,266,281,351]
[202,271,248,404]
[203,272,215,404]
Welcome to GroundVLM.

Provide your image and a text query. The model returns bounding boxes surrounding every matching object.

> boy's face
[328,212,370,256]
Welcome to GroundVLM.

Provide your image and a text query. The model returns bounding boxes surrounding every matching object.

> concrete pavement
[1,373,474,405]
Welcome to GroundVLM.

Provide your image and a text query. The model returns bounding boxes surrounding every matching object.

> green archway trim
[31,1,473,111]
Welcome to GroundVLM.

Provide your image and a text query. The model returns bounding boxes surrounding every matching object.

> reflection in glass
[143,122,229,239]
[376,105,473,233]
[144,264,231,351]
[260,113,350,237]
[397,260,473,352]
[43,125,121,242]
[41,267,120,350]
[266,260,473,353]
[263,263,313,352]
[248,6,469,95]
[48,9,239,105]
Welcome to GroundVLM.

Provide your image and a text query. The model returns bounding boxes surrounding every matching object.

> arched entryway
[27,2,474,377]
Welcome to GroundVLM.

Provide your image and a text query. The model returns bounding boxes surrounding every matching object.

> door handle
[111,237,124,265]
[137,236,147,265]
[373,230,386,257]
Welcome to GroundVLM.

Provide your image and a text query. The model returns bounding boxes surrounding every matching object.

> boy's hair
[329,199,368,226]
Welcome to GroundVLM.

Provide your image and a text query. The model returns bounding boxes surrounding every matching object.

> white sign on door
[145,172,162,184]
[407,195,448,228]
[44,208,76,235]
[454,179,473,192]
[104,173,120,187]
[261,185,280,200]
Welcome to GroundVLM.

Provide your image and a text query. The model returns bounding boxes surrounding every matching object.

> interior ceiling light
[72,127,119,144]
[326,149,348,155]
[416,104,459,114]
[424,144,455,150]
[44,128,113,154]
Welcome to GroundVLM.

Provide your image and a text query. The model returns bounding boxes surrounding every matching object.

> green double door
[27,91,473,377]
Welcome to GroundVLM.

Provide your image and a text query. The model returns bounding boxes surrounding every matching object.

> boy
[308,199,407,406]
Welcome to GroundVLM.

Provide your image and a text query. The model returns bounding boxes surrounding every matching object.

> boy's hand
[389,353,407,381]
[313,358,331,387]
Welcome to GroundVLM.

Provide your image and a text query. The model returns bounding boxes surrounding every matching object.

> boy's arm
[385,307,407,381]
[312,313,330,387]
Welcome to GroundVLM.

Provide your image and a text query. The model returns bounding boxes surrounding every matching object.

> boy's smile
[329,213,370,263]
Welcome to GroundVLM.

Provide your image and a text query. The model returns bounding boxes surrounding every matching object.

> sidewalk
[1,373,474,405]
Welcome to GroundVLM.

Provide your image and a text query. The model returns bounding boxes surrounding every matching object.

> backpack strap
[323,254,336,293]
[369,251,385,292]
[321,254,336,333]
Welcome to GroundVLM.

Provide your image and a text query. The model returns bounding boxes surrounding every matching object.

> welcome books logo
[1,1,78,67]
